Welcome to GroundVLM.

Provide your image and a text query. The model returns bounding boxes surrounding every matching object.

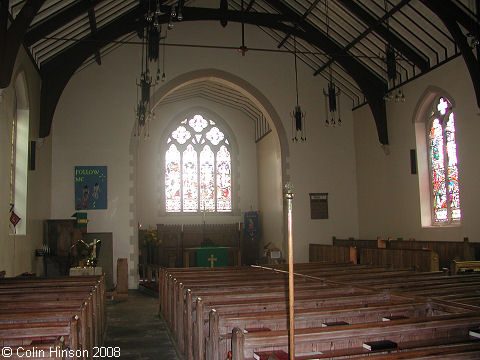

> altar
[184,246,241,268]
[139,223,242,268]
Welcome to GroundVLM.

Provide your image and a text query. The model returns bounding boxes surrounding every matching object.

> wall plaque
[309,193,328,219]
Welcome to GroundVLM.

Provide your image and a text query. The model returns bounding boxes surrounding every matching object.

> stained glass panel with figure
[165,144,181,212]
[445,112,461,221]
[200,145,215,211]
[183,144,198,212]
[216,145,231,212]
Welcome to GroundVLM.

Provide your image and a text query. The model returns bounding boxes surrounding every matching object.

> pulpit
[43,219,86,276]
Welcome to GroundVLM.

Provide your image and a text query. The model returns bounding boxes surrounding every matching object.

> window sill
[422,223,462,229]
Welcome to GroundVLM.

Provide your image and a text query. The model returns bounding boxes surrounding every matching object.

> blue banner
[244,211,259,238]
[74,166,107,210]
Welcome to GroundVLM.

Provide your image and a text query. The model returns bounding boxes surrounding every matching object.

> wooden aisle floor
[102,290,180,360]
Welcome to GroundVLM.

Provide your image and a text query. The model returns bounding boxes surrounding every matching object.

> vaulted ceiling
[1,0,479,145]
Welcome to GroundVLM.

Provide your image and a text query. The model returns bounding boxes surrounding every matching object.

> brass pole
[284,182,295,360]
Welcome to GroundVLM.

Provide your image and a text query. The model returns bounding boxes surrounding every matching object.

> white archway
[128,69,289,279]
[149,69,290,183]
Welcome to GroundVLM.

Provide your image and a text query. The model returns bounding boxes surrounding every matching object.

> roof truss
[1,0,478,145]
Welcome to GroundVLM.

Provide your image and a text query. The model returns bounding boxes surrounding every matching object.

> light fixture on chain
[323,81,341,127]
[382,0,405,103]
[237,0,248,56]
[134,1,163,138]
[291,35,306,142]
[167,0,184,29]
[383,44,405,103]
[322,0,341,127]
[467,32,479,49]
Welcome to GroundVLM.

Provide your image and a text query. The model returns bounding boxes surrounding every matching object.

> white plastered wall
[0,46,52,276]
[135,98,257,227]
[354,57,480,242]
[51,21,359,287]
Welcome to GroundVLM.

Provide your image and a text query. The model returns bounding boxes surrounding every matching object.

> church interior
[1,0,480,358]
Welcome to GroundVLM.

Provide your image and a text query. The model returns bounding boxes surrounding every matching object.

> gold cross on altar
[208,254,218,268]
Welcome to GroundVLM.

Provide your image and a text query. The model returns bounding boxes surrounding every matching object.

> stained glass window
[164,114,232,213]
[427,97,461,224]
[165,144,181,212]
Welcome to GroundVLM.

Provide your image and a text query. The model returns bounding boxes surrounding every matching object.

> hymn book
[243,327,271,333]
[295,351,323,360]
[382,315,408,321]
[253,350,288,360]
[469,328,480,338]
[363,340,398,351]
[321,320,349,327]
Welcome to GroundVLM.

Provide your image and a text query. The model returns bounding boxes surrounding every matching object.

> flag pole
[284,182,295,360]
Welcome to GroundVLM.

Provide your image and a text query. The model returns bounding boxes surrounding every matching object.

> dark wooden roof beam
[315,0,428,76]
[276,0,322,48]
[245,0,256,12]
[1,0,45,88]
[421,0,480,108]
[24,0,103,47]
[39,3,388,144]
[88,8,101,65]
[262,0,389,144]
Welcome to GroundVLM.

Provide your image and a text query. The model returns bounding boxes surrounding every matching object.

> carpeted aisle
[102,290,180,360]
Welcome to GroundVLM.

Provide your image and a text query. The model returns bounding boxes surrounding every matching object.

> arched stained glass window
[165,114,232,213]
[427,97,461,224]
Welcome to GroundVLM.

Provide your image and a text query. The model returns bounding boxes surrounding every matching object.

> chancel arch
[130,69,288,274]
[148,69,290,183]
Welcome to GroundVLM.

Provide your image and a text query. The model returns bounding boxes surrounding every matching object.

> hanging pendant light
[291,35,306,142]
[238,0,248,56]
[323,80,341,127]
[135,3,163,139]
[382,0,405,103]
[322,0,341,127]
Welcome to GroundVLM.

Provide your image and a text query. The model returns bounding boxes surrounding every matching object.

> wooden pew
[161,264,480,360]
[451,260,480,275]
[3,338,66,359]
[0,275,106,336]
[0,319,79,357]
[389,238,477,270]
[0,309,88,358]
[332,236,479,271]
[332,236,386,249]
[209,300,446,360]
[0,291,99,351]
[358,247,439,272]
[308,244,357,264]
[230,312,480,360]
[0,276,105,360]
[162,265,400,359]
[310,243,439,272]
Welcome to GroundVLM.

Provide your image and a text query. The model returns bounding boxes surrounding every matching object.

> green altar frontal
[196,247,228,267]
